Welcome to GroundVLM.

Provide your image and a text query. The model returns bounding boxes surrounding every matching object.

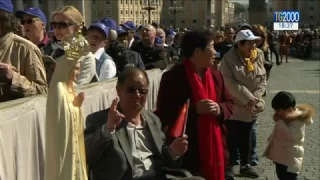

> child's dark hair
[271,91,296,110]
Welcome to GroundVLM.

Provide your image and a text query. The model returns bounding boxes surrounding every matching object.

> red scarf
[184,60,224,180]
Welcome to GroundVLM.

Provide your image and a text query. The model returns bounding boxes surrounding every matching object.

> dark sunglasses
[50,22,73,29]
[20,19,36,25]
[126,87,148,95]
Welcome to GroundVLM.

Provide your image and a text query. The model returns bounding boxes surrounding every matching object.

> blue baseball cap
[16,7,47,25]
[120,21,136,30]
[100,18,117,30]
[155,37,163,45]
[88,22,110,38]
[165,29,175,36]
[116,27,128,36]
[0,0,13,13]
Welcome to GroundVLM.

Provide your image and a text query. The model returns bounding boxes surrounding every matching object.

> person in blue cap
[165,29,176,46]
[87,22,116,81]
[0,0,48,102]
[103,26,145,73]
[120,21,139,48]
[15,7,49,49]
[100,18,118,43]
[116,26,129,47]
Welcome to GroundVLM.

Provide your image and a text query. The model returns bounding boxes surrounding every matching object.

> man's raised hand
[106,97,125,132]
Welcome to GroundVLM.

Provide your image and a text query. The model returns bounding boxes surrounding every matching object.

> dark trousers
[250,120,258,161]
[269,44,280,64]
[225,120,255,166]
[275,163,298,180]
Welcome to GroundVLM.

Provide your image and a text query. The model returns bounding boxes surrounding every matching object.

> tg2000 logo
[274,11,300,22]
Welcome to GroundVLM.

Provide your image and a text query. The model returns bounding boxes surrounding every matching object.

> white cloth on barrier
[0,69,162,180]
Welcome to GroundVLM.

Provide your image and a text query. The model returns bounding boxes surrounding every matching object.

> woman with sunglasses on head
[42,6,96,85]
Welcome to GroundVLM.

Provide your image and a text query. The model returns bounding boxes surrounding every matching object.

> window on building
[106,9,111,15]
[136,11,138,14]
[310,16,314,20]
[105,0,110,4]
[181,20,185,23]
[92,0,96,4]
[193,19,197,23]
[121,10,123,14]
[130,0,133,4]
[120,0,123,4]
[309,7,314,10]
[131,10,133,14]
[92,10,97,16]
[269,7,272,12]
[140,20,142,24]
[125,0,128,4]
[192,0,196,7]
[126,10,128,14]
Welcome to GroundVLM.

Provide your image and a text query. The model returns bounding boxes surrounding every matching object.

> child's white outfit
[263,104,314,174]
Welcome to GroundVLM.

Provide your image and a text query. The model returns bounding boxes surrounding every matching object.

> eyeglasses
[20,19,36,25]
[50,22,73,29]
[126,87,148,95]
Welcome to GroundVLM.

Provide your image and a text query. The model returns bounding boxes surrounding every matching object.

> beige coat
[263,104,315,174]
[220,47,267,122]
[0,33,47,102]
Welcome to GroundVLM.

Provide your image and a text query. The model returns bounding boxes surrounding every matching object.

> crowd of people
[0,0,317,180]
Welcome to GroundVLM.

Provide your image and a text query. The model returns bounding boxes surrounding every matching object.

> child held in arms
[263,91,316,180]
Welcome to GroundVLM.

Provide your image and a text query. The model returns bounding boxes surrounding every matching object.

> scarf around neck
[238,48,257,72]
[183,60,224,180]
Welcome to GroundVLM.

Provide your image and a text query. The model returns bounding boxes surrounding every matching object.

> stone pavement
[234,56,320,180]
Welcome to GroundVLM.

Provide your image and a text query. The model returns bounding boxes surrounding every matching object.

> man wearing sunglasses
[15,7,49,49]
[0,0,47,102]
[85,67,204,180]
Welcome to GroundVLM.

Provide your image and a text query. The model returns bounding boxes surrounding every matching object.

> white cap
[235,30,261,43]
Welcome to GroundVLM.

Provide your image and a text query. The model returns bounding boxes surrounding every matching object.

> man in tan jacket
[0,0,47,102]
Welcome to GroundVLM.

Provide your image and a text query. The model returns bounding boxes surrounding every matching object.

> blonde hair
[156,28,165,36]
[52,6,84,27]
[252,24,269,52]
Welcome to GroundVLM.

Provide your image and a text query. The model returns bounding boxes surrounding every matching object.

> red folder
[170,99,190,138]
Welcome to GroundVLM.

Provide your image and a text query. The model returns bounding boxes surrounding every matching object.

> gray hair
[109,29,118,41]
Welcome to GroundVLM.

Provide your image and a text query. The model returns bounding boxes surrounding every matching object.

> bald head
[143,24,156,33]
[117,67,149,86]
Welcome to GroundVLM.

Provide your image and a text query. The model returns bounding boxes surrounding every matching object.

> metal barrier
[0,68,163,180]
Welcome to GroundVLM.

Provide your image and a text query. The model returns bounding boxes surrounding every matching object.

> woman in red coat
[155,30,234,180]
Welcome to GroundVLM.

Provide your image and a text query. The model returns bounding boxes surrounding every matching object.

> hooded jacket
[263,104,315,174]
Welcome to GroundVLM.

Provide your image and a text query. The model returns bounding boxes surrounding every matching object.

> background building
[161,0,237,29]
[12,0,163,28]
[224,1,235,26]
[92,0,162,25]
[161,0,214,28]
[268,0,320,26]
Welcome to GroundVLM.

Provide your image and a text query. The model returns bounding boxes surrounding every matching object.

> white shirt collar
[128,38,134,48]
[93,48,105,60]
